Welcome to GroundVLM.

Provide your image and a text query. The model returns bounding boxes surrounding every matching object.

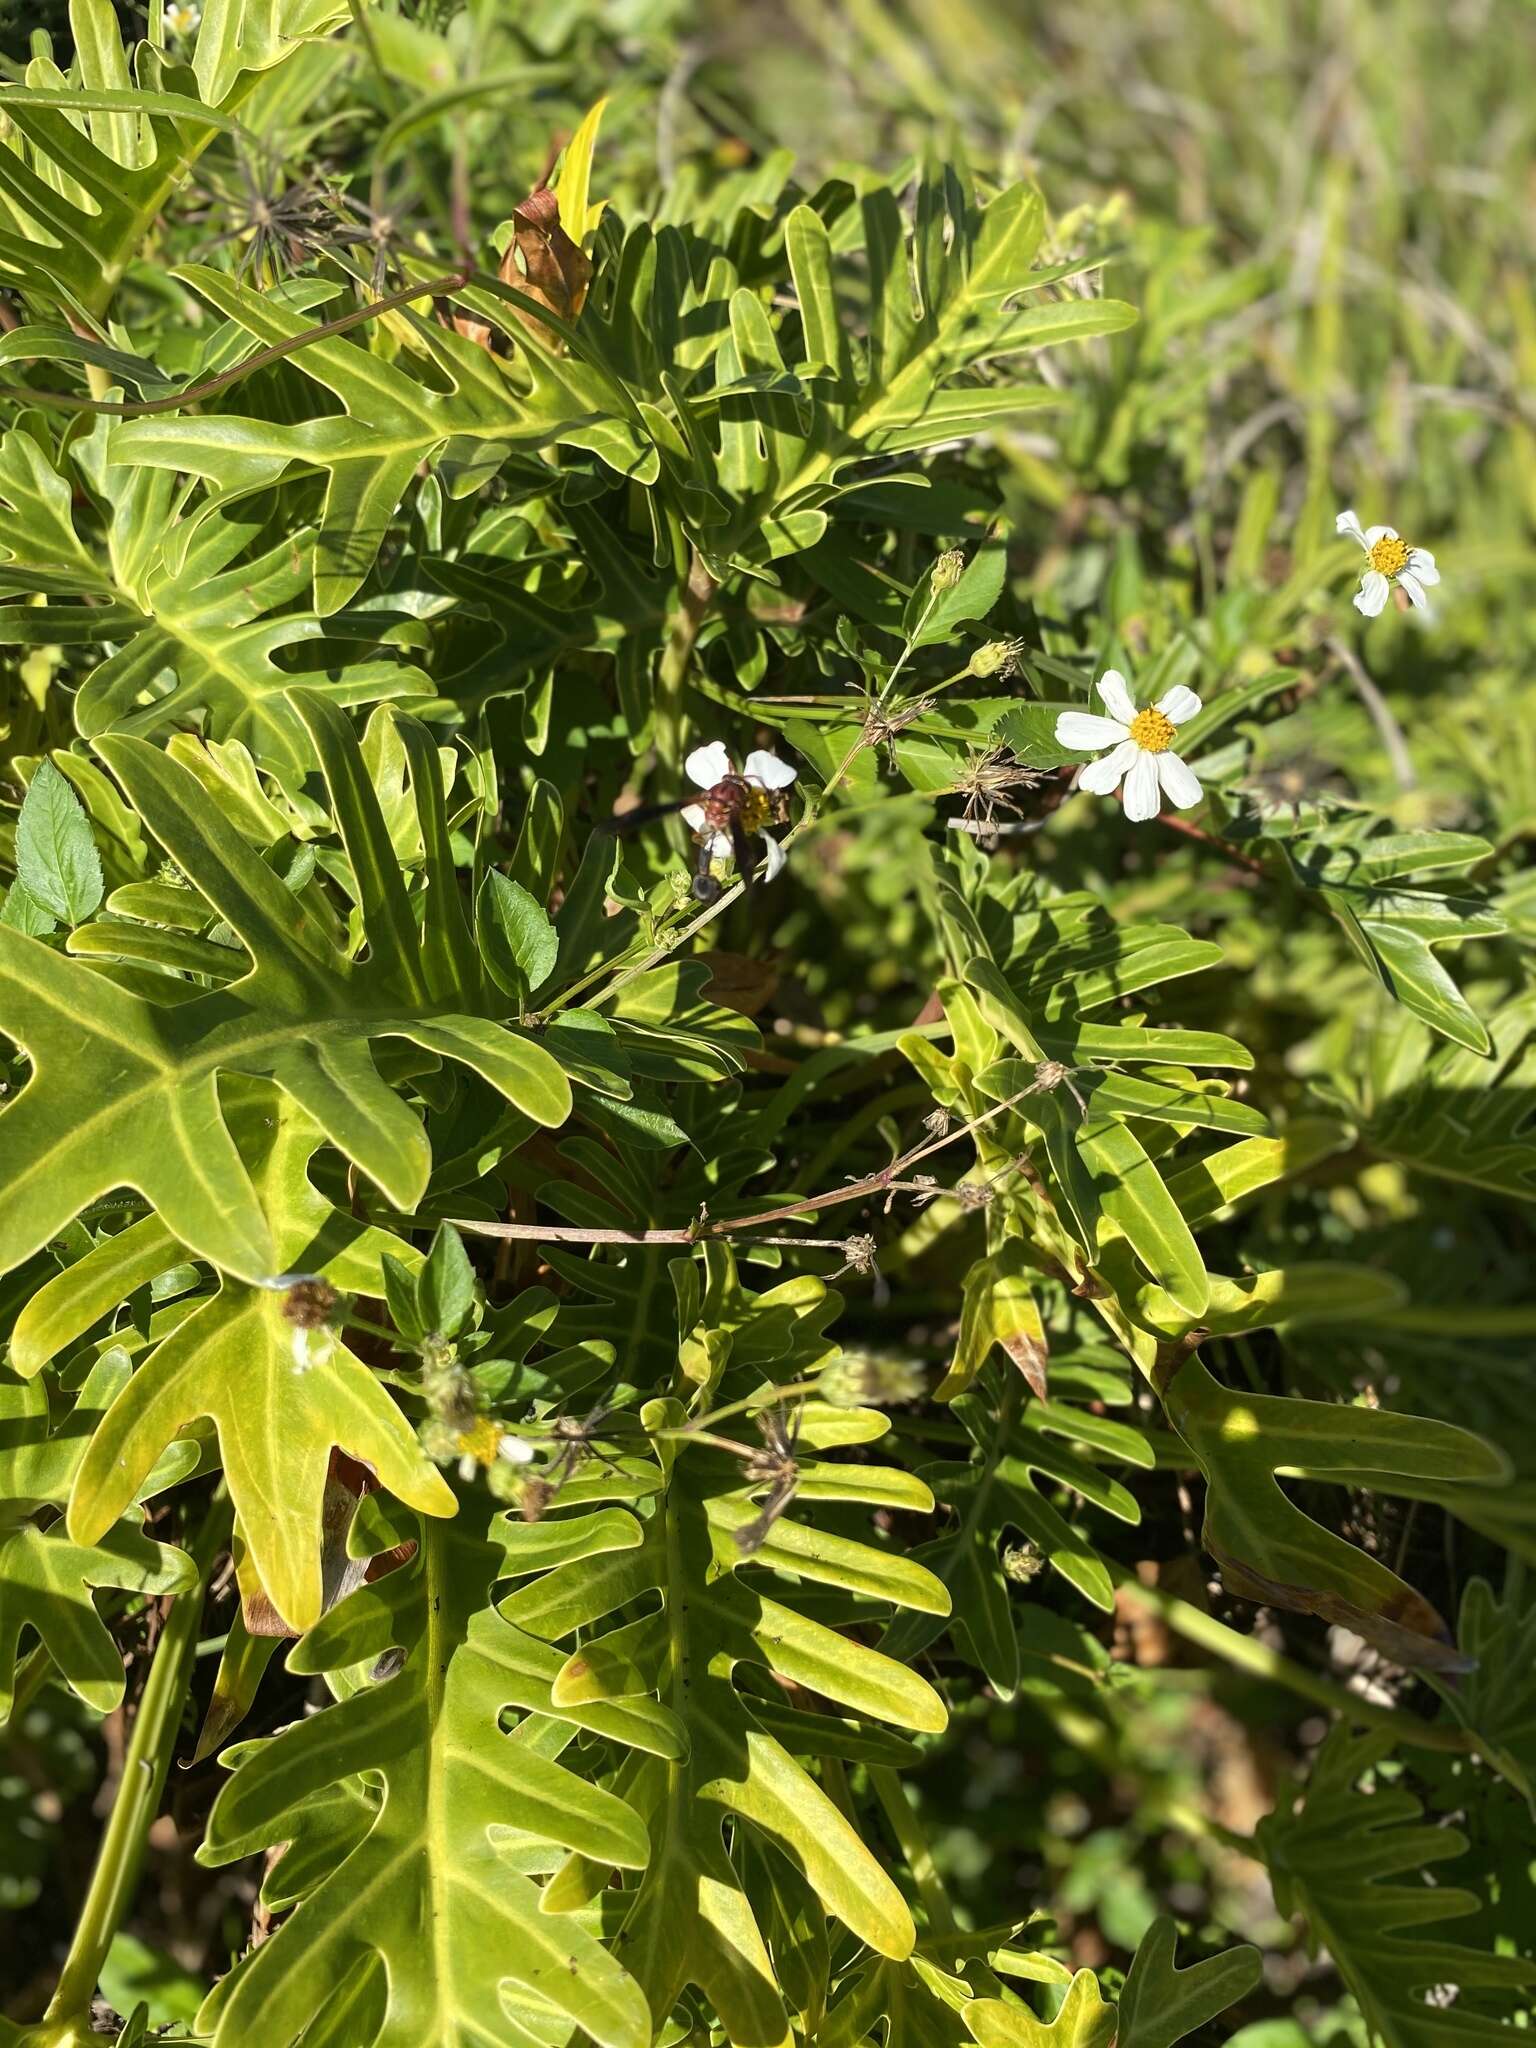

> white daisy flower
[290,1323,336,1373]
[680,740,797,885]
[1054,670,1204,824]
[1336,509,1439,618]
[164,1,200,34]
[454,1421,533,1482]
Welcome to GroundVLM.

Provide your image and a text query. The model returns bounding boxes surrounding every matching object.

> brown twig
[447,1087,1033,1247]
[1155,812,1268,875]
[0,266,471,416]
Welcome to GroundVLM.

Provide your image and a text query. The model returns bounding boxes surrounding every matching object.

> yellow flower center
[1128,707,1176,754]
[455,1417,502,1468]
[1368,534,1410,578]
[739,787,772,832]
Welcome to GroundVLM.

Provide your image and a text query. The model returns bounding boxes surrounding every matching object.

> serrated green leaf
[15,758,104,925]
[477,869,559,1001]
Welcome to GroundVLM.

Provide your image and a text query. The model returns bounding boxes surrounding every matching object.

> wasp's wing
[730,817,759,894]
[599,796,690,834]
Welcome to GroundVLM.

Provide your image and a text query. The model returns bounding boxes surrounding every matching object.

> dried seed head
[282,1279,338,1329]
[955,1179,997,1211]
[861,694,933,750]
[841,1233,880,1276]
[517,1477,554,1523]
[951,746,1044,848]
[922,1107,952,1137]
[1003,1541,1045,1584]
[1031,1060,1074,1093]
[931,548,966,593]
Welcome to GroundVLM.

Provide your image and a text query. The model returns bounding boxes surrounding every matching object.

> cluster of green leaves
[2,1,1535,2046]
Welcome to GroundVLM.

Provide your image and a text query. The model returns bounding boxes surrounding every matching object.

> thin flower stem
[448,1087,1032,1247]
[678,1377,828,1435]
[1155,812,1268,875]
[0,267,472,415]
[42,1491,233,2030]
[880,589,939,704]
[1327,635,1418,792]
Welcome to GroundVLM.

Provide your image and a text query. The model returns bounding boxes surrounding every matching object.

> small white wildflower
[1336,509,1439,619]
[680,741,797,883]
[453,1417,532,1481]
[164,1,200,35]
[1054,670,1203,824]
[290,1323,336,1373]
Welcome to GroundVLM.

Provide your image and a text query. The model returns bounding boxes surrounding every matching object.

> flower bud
[930,549,965,593]
[968,637,1025,681]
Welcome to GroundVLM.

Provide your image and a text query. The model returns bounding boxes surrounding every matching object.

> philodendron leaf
[1368,989,1536,1199]
[1160,1355,1509,1670]
[110,264,636,612]
[938,1242,1048,1400]
[965,1970,1117,2047]
[0,1354,195,1725]
[500,1368,946,2045]
[1284,828,1505,1054]
[196,1502,652,2048]
[56,1082,452,1632]
[965,958,1209,1317]
[71,512,434,778]
[0,691,571,1286]
[1256,1726,1536,2048]
[1116,1917,1261,2048]
[1430,1578,1536,1807]
[15,758,104,926]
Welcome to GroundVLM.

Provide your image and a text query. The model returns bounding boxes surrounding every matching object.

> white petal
[498,1434,535,1465]
[1363,525,1398,546]
[1096,670,1138,724]
[1155,685,1202,726]
[1397,571,1431,612]
[687,820,731,855]
[685,741,733,789]
[1407,548,1439,586]
[1353,571,1390,617]
[1056,711,1130,750]
[742,747,797,790]
[1079,739,1138,795]
[758,833,787,881]
[1335,509,1368,549]
[1122,750,1162,822]
[1156,751,1203,809]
